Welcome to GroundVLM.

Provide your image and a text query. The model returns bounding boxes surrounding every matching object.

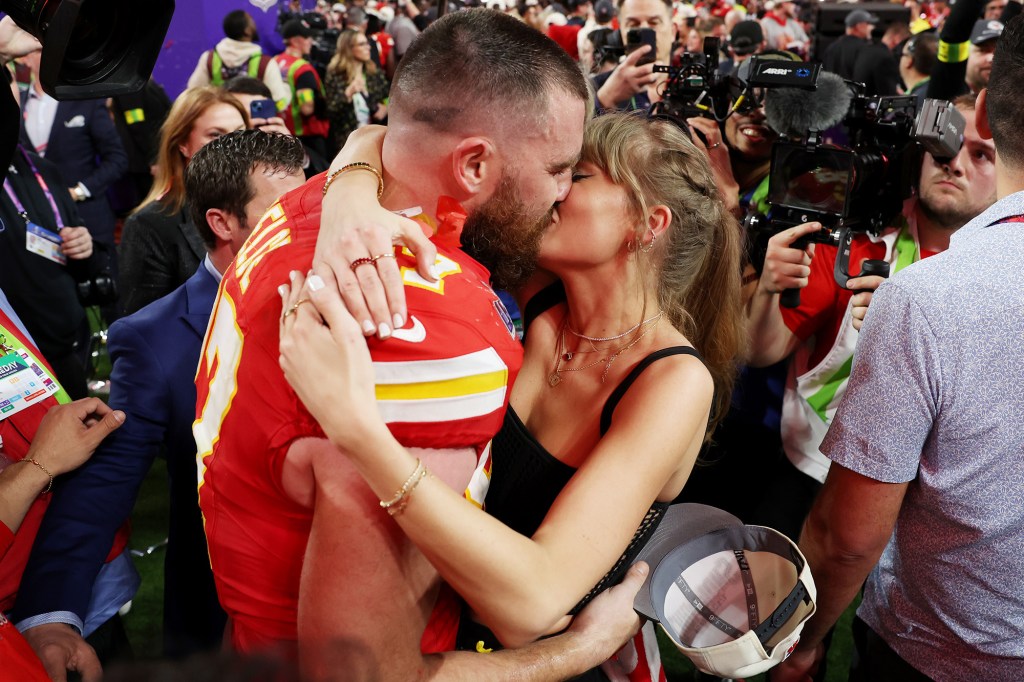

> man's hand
[769,642,824,682]
[22,623,102,682]
[847,274,887,331]
[250,115,291,137]
[686,117,740,216]
[0,16,41,63]
[26,398,125,476]
[596,46,658,110]
[567,562,649,668]
[58,226,93,260]
[759,222,822,295]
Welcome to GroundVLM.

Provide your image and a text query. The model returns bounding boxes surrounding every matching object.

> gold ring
[283,298,311,319]
[372,252,397,263]
[350,257,376,271]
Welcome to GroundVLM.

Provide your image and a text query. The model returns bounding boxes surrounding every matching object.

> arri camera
[649,37,734,124]
[742,58,965,304]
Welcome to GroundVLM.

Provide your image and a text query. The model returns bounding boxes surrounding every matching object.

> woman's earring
[639,227,657,253]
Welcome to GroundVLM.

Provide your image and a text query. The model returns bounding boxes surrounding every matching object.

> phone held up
[625,28,657,66]
[249,98,277,122]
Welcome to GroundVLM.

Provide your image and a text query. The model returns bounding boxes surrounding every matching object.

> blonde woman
[324,28,389,154]
[118,87,247,313]
[280,113,744,678]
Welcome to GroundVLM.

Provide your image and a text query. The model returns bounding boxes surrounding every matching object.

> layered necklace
[548,311,664,387]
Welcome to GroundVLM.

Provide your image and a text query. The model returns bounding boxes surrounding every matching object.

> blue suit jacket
[20,95,128,245]
[13,265,227,657]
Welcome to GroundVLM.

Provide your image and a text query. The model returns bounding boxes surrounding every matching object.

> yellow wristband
[937,40,970,63]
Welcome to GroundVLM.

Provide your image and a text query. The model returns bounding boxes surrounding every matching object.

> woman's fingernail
[362,320,376,335]
[290,270,300,281]
[393,314,404,329]
[429,264,441,280]
[378,323,391,339]
[308,274,325,292]
[278,285,287,297]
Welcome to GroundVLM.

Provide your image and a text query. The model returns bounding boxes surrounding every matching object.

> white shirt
[23,86,58,156]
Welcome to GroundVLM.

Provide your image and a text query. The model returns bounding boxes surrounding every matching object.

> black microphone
[763,71,853,138]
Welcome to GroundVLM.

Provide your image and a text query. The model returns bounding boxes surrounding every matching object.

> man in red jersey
[194,9,599,679]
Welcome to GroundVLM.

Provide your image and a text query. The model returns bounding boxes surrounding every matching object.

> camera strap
[2,147,65,230]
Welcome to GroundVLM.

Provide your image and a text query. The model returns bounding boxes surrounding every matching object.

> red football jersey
[194,175,523,656]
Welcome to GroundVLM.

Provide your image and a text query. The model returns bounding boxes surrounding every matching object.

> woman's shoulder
[124,200,186,235]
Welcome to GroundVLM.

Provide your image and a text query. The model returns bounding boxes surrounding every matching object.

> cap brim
[633,503,742,620]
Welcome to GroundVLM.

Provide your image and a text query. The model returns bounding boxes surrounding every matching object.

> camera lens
[59,0,136,85]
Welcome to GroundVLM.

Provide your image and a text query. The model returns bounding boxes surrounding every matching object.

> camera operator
[744,95,995,531]
[593,0,676,112]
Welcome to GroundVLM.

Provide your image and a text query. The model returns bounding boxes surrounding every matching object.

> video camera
[3,0,174,99]
[649,37,734,123]
[741,59,965,305]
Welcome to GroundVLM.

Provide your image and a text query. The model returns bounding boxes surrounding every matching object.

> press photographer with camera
[744,95,995,525]
[593,0,675,112]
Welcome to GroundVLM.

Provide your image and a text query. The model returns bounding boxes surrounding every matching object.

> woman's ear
[644,204,672,245]
[451,136,498,199]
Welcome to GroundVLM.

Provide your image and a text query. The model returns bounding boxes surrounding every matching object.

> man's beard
[461,173,553,291]
[919,179,986,231]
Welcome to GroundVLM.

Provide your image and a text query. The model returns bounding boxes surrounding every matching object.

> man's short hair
[224,10,252,40]
[223,76,274,99]
[986,15,1024,167]
[389,9,589,132]
[908,32,938,76]
[185,130,305,249]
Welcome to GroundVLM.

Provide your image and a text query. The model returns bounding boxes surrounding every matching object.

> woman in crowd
[323,29,389,155]
[118,87,247,314]
[278,113,744,676]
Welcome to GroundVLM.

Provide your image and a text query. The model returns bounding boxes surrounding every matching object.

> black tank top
[484,346,705,614]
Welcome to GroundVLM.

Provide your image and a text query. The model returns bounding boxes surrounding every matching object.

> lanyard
[2,147,65,230]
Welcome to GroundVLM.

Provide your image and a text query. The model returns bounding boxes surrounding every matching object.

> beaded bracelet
[323,161,384,199]
[380,459,429,517]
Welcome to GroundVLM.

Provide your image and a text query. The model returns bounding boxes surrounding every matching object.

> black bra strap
[599,347,704,436]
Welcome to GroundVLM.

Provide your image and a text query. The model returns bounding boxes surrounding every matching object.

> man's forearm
[745,286,797,366]
[428,630,609,681]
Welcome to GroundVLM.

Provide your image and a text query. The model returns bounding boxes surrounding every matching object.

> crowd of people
[0,0,1023,680]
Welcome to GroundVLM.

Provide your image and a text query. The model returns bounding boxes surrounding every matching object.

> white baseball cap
[633,504,817,679]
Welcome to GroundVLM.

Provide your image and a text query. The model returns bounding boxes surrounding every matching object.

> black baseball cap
[845,9,879,27]
[970,19,1004,45]
[730,20,764,56]
[281,19,314,39]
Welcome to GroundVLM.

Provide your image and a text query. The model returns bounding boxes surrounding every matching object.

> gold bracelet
[323,162,384,199]
[380,459,428,517]
[15,457,53,495]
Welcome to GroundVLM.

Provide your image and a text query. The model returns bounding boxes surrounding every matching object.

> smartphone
[625,28,657,65]
[249,98,277,121]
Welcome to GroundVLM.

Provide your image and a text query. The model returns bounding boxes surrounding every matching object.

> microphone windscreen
[764,72,852,138]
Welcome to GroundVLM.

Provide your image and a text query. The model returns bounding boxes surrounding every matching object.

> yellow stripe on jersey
[374,369,506,401]
[373,348,509,424]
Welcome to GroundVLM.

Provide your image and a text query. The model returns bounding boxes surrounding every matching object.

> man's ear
[976,88,993,140]
[451,136,498,199]
[205,207,237,244]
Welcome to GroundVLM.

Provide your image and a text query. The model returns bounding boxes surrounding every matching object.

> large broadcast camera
[739,58,965,306]
[3,0,174,99]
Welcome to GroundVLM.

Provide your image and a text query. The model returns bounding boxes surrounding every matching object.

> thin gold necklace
[548,313,662,387]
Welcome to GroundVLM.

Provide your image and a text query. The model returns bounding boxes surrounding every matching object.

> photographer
[593,0,676,112]
[745,95,995,528]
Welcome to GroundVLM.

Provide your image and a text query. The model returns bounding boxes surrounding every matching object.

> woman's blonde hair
[327,29,378,81]
[581,113,744,435]
[136,86,249,215]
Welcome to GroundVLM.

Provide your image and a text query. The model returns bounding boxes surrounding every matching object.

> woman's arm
[280,273,712,646]
[312,125,437,338]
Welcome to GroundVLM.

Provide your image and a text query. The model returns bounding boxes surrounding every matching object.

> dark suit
[118,201,205,315]
[20,95,128,249]
[14,265,227,658]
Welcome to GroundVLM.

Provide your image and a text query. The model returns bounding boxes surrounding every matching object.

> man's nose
[555,175,572,203]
